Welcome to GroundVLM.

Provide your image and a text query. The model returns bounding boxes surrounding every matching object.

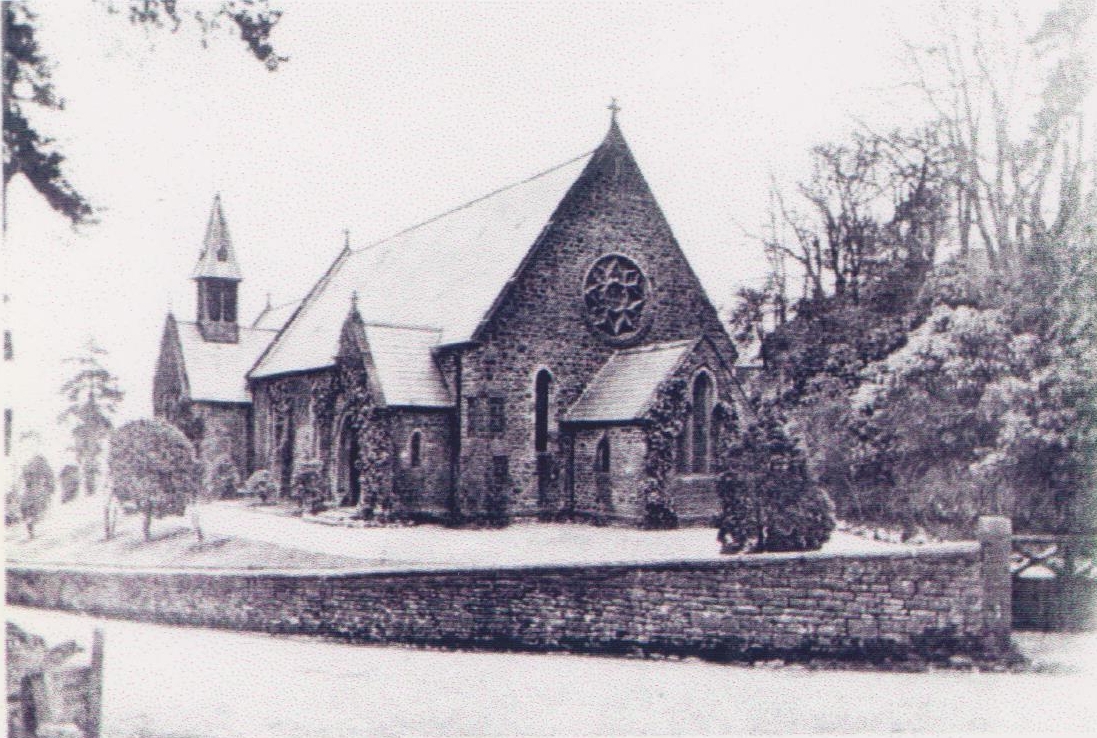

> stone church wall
[391,410,452,519]
[193,402,251,495]
[570,425,648,523]
[456,142,739,521]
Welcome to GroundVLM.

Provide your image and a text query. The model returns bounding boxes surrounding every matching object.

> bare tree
[902,0,1095,270]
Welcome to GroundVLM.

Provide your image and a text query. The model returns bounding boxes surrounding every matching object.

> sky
[0,0,1063,467]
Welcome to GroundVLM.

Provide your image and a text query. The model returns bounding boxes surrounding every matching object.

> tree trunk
[26,520,35,540]
[143,506,152,541]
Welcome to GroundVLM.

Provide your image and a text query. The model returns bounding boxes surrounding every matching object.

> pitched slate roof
[361,323,451,407]
[564,339,697,423]
[176,321,277,403]
[192,194,242,281]
[249,151,595,379]
[251,298,302,331]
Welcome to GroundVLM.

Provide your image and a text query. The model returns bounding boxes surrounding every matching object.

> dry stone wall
[7,531,1011,660]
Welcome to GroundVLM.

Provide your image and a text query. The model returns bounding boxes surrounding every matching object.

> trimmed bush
[244,469,277,504]
[109,418,200,540]
[59,464,80,503]
[293,459,325,514]
[717,405,836,553]
[205,455,241,500]
[19,455,54,538]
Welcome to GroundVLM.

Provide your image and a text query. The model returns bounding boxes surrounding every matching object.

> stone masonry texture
[7,543,998,659]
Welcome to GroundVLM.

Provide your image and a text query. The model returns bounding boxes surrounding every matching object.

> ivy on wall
[641,377,689,527]
[329,350,394,520]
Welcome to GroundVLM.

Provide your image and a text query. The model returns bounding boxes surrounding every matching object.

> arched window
[409,431,422,468]
[595,434,610,474]
[691,373,713,473]
[710,405,722,467]
[534,369,552,453]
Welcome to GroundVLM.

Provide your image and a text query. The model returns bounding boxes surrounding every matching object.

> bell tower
[192,194,242,343]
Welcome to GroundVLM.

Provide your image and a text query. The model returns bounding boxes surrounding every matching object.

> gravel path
[8,606,1096,737]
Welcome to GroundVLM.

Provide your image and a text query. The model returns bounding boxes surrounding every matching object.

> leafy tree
[109,418,200,540]
[58,339,123,496]
[3,0,285,227]
[59,463,80,503]
[19,454,54,538]
[717,405,835,553]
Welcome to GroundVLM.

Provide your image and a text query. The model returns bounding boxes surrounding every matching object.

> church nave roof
[249,151,595,379]
[176,321,278,403]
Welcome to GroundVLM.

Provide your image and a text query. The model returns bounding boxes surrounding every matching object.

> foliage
[6,482,22,525]
[844,236,1097,535]
[325,323,394,520]
[640,377,689,528]
[293,459,325,514]
[244,468,276,504]
[109,418,199,540]
[58,339,123,496]
[204,454,240,499]
[2,1,94,225]
[3,0,285,226]
[101,0,288,70]
[717,405,835,553]
[18,454,54,538]
[731,1,1097,539]
[59,464,80,503]
[6,622,82,705]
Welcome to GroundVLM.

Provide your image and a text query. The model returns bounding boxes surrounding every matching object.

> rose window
[583,254,648,337]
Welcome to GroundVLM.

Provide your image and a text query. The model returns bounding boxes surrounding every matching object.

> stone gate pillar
[976,515,1012,652]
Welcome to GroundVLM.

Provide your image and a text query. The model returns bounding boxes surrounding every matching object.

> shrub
[205,455,241,500]
[717,405,836,553]
[244,469,277,504]
[59,464,80,503]
[19,455,54,538]
[109,419,200,540]
[293,459,325,514]
[6,483,22,525]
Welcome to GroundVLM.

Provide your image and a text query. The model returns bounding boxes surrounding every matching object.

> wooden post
[86,629,104,738]
[977,516,1012,652]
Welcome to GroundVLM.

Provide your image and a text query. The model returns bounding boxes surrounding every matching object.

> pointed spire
[343,228,352,253]
[192,193,242,281]
[599,97,627,150]
[350,289,359,312]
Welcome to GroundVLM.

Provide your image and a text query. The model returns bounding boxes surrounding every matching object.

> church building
[153,114,748,526]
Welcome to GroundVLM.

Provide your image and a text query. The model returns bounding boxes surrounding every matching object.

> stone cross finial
[344,228,351,251]
[350,290,358,311]
[608,97,621,122]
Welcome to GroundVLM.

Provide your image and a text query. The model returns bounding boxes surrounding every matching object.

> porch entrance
[339,424,362,507]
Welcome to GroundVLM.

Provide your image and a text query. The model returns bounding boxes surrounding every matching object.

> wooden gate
[1011,533,1096,631]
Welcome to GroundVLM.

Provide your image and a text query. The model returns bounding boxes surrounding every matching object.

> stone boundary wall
[7,523,1012,660]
